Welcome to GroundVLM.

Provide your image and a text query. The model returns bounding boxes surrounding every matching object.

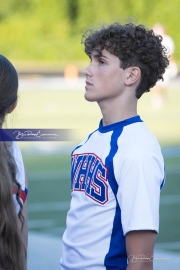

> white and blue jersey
[60,115,165,270]
[9,142,28,213]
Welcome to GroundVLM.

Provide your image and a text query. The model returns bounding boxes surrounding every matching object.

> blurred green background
[1,0,180,67]
[1,0,180,257]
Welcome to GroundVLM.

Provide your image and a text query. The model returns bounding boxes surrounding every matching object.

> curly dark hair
[82,23,169,99]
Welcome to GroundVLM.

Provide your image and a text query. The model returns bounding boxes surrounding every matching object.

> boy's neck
[102,110,138,126]
[98,95,138,126]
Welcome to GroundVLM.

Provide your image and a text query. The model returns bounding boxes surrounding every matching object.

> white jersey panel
[9,142,25,189]
[113,122,164,235]
[61,130,117,270]
[9,142,26,213]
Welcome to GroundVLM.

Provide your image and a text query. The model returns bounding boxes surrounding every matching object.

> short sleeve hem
[124,222,159,236]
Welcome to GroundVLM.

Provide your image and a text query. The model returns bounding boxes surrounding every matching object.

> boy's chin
[84,92,97,102]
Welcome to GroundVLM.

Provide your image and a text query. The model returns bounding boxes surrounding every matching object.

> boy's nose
[83,65,93,77]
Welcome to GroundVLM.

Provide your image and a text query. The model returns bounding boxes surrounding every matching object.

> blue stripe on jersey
[99,115,143,133]
[160,168,166,190]
[104,128,127,270]
[160,179,165,190]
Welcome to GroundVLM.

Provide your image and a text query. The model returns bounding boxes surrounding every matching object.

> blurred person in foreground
[151,23,178,109]
[60,23,169,270]
[0,55,28,270]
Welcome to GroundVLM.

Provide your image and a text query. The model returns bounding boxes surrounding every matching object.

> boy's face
[83,49,127,103]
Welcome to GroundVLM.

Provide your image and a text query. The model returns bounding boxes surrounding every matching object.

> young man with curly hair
[60,23,169,270]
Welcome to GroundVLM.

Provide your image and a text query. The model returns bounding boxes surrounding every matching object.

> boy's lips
[85,81,93,86]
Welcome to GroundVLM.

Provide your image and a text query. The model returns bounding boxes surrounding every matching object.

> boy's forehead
[91,49,115,58]
[90,49,122,66]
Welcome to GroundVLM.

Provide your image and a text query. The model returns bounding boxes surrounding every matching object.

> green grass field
[7,85,180,253]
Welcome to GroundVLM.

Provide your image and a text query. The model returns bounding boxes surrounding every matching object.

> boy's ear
[125,67,141,86]
[7,99,18,114]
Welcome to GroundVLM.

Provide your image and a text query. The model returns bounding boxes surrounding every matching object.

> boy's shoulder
[118,121,162,159]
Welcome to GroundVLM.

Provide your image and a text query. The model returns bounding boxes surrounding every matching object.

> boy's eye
[99,59,105,64]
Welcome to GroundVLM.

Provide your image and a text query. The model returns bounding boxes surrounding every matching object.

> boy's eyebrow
[91,52,109,59]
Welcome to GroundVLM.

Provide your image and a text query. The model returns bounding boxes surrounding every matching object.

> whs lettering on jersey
[71,153,108,204]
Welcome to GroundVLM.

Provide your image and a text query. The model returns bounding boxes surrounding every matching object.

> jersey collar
[98,115,143,133]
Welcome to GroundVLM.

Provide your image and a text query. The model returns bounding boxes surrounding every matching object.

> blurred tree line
[0,0,180,66]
